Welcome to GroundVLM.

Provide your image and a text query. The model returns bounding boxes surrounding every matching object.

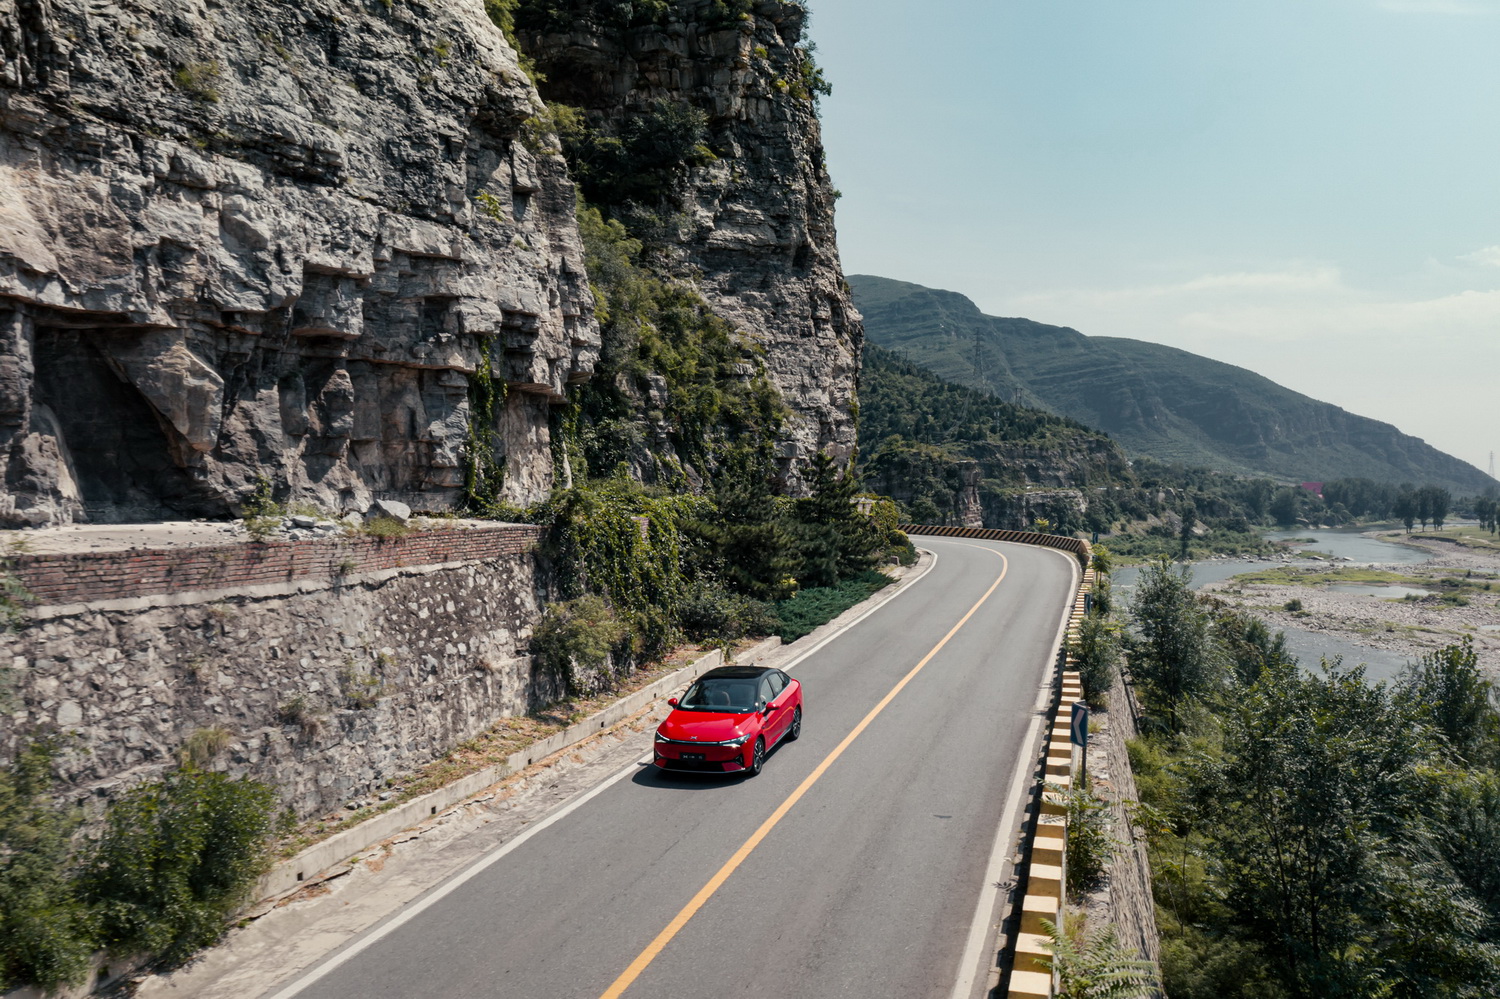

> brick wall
[9,525,545,607]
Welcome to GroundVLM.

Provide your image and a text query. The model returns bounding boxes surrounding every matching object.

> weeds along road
[265,538,1077,999]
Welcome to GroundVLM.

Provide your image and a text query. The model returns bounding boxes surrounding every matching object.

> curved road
[265,538,1077,999]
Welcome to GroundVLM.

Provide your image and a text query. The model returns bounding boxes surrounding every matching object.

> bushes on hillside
[1122,583,1500,997]
[540,450,897,674]
[530,595,631,697]
[0,745,277,992]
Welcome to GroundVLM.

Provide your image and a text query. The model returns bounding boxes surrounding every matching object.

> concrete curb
[1007,568,1095,999]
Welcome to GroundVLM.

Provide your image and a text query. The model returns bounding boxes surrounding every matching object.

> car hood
[660,711,756,742]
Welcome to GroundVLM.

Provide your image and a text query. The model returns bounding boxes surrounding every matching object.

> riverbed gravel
[1203,533,1500,681]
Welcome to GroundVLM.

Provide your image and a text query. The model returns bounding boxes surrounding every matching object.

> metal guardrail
[897,524,1091,564]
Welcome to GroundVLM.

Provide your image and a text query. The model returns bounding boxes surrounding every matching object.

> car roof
[695,665,776,681]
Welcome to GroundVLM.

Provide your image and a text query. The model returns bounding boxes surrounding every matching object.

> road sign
[1070,701,1089,748]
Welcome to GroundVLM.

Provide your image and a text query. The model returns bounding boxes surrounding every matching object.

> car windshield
[677,677,759,713]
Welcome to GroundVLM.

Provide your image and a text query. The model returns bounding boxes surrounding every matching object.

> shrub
[772,570,889,643]
[172,61,222,102]
[82,769,276,966]
[531,595,629,697]
[339,663,388,710]
[177,726,232,769]
[1063,782,1113,897]
[677,588,779,644]
[276,696,324,737]
[1071,613,1120,701]
[0,743,95,992]
[241,475,282,543]
[1282,598,1303,612]
[1090,572,1114,617]
[1039,915,1162,999]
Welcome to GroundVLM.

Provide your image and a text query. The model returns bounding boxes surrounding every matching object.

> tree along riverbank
[1074,556,1500,999]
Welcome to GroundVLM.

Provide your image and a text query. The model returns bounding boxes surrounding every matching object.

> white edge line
[262,759,642,999]
[264,547,944,999]
[949,543,1081,999]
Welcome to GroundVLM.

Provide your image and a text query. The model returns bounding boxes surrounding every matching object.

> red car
[654,665,802,776]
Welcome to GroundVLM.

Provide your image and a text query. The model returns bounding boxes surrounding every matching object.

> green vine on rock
[462,355,508,514]
[1,555,34,631]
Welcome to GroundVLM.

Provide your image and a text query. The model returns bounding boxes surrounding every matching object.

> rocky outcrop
[520,0,861,485]
[0,0,598,526]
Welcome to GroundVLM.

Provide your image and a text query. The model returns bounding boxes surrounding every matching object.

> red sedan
[654,665,803,776]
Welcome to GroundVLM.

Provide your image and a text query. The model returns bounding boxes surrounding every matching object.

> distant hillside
[852,275,1496,495]
[858,345,1132,530]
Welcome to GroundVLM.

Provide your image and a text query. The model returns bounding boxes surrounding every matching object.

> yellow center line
[598,545,1010,999]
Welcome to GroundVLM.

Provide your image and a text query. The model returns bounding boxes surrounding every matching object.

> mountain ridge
[851,275,1495,495]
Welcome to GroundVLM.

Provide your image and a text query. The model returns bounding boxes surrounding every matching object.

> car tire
[747,737,765,777]
[787,706,802,741]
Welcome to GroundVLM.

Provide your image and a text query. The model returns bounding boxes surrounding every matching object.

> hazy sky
[810,0,1500,479]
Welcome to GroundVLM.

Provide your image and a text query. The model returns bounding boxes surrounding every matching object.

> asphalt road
[267,538,1077,999]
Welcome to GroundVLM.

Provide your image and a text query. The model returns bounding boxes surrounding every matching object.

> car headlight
[655,731,668,742]
[716,735,750,747]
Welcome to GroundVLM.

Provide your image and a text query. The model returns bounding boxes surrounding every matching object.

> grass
[1405,525,1500,550]
[1229,565,1418,586]
[1227,564,1498,601]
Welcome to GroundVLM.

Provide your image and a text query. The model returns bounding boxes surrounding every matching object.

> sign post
[1070,701,1089,781]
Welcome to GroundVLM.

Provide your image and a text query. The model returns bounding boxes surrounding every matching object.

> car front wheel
[747,737,765,777]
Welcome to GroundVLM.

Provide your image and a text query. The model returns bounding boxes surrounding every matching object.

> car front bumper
[653,746,749,772]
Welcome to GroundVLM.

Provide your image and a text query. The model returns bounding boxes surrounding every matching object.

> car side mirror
[761,701,772,714]
[668,697,678,707]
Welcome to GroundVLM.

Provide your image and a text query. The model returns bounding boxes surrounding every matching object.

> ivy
[462,354,508,514]
[544,479,708,662]
[0,562,32,632]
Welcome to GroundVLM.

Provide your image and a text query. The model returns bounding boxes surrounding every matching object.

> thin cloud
[1009,264,1345,312]
[1459,245,1500,267]
[1377,0,1492,14]
[1176,266,1342,294]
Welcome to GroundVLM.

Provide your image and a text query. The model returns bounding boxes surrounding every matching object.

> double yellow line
[599,547,1010,998]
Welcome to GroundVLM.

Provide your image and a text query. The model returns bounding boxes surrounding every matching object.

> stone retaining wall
[1,525,548,818]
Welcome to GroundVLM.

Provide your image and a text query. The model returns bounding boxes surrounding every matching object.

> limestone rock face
[521,0,862,488]
[0,0,598,525]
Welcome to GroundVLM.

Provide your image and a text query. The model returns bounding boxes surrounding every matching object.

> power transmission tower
[1490,451,1496,480]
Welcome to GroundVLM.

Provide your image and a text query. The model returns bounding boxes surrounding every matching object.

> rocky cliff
[0,0,603,527]
[0,0,859,529]
[516,0,861,482]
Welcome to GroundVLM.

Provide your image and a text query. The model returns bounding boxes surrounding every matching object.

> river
[1111,526,1434,684]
